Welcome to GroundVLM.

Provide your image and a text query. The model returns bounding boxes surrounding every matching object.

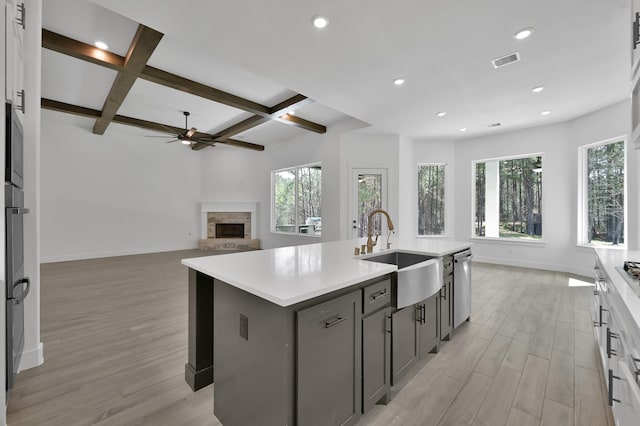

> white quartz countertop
[182,238,471,307]
[594,248,640,329]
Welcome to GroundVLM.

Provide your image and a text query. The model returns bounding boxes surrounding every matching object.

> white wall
[40,111,202,262]
[453,100,632,276]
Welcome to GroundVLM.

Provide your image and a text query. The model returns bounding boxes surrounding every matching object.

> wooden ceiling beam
[41,98,265,151]
[42,29,326,145]
[42,30,125,71]
[93,25,164,135]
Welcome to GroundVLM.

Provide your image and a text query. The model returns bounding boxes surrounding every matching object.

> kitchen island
[182,238,471,426]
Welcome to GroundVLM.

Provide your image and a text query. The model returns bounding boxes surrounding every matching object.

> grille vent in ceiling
[491,52,520,68]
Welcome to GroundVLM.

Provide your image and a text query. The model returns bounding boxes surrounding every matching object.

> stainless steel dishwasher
[453,249,473,328]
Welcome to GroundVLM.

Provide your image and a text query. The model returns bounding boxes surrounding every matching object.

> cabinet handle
[386,315,392,334]
[608,369,621,406]
[17,3,25,30]
[416,305,425,324]
[635,11,640,49]
[632,357,640,383]
[593,290,600,296]
[420,304,426,324]
[371,289,388,301]
[16,89,25,113]
[599,306,608,326]
[324,316,346,328]
[440,286,447,300]
[607,328,619,358]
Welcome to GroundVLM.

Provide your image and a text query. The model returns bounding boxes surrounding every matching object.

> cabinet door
[439,275,452,341]
[391,305,418,385]
[418,294,439,358]
[612,359,640,425]
[362,307,391,413]
[297,290,362,426]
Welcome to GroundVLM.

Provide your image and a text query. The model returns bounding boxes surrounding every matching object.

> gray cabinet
[391,304,419,384]
[297,290,362,426]
[362,279,391,413]
[391,293,439,385]
[440,274,452,341]
[417,295,439,358]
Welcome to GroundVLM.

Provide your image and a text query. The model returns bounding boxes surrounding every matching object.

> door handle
[325,316,346,328]
[11,277,30,304]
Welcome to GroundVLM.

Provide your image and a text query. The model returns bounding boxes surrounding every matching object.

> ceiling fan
[147,111,216,147]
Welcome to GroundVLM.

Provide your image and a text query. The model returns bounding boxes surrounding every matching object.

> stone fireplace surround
[198,202,260,251]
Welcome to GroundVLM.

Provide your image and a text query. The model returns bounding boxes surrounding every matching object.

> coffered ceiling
[43,0,631,150]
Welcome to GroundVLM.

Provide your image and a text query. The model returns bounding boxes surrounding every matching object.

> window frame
[576,136,627,248]
[471,152,545,243]
[271,162,322,238]
[417,163,449,238]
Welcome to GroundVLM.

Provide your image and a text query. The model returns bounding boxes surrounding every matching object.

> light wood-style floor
[6,250,613,425]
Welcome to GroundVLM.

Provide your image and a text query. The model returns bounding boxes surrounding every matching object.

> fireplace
[216,223,244,239]
[198,202,260,251]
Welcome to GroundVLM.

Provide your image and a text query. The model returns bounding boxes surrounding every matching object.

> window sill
[416,234,451,239]
[469,236,546,247]
[576,243,626,251]
[271,231,321,239]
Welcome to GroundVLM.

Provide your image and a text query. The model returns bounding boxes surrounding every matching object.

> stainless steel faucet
[366,209,395,253]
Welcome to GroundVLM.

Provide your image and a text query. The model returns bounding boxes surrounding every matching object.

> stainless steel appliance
[453,249,473,328]
[5,102,29,396]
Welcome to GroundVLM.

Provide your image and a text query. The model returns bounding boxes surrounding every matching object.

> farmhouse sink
[362,251,443,308]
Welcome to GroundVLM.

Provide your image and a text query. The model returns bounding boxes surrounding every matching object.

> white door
[350,168,388,240]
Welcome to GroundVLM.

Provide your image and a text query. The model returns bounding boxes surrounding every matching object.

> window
[473,154,543,240]
[417,164,446,235]
[272,164,321,236]
[578,139,625,246]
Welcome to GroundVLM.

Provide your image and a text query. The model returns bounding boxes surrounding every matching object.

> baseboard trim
[472,256,592,278]
[41,243,199,263]
[18,342,44,372]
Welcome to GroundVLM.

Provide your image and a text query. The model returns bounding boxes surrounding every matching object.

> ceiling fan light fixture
[181,139,191,145]
[312,15,329,29]
[94,41,109,50]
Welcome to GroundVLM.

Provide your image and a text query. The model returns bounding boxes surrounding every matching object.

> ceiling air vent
[491,52,520,69]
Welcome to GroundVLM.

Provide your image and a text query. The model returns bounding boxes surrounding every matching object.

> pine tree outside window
[272,164,322,236]
[473,154,543,240]
[417,164,447,236]
[578,138,626,246]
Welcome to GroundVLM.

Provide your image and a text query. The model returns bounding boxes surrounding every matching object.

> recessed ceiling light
[94,41,109,50]
[312,15,329,29]
[393,78,405,86]
[532,85,544,93]
[514,27,534,40]
[436,111,447,117]
[541,110,551,116]
[459,128,467,132]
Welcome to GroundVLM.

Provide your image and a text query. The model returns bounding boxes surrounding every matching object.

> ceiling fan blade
[185,127,197,138]
[144,135,178,138]
[164,139,180,143]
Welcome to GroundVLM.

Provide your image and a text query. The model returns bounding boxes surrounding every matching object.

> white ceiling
[43,0,631,147]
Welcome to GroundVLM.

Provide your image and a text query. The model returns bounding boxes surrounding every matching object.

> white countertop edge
[182,239,471,307]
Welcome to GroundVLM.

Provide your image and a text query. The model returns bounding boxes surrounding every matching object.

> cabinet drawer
[443,255,454,276]
[363,279,391,316]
